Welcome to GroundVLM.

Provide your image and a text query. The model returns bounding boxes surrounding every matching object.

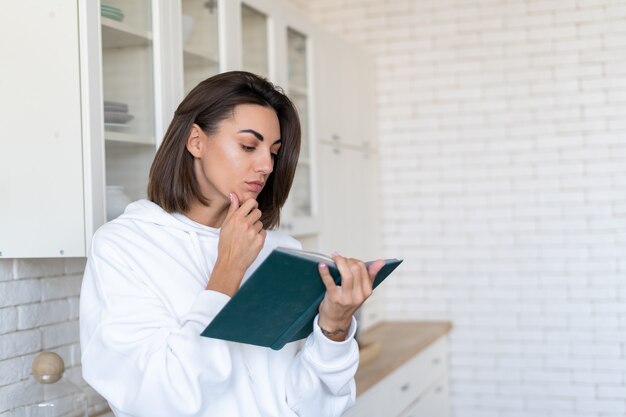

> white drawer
[344,337,448,417]
[398,374,449,417]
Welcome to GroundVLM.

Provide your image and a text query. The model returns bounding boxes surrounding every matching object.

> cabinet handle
[400,383,410,392]
[331,134,340,141]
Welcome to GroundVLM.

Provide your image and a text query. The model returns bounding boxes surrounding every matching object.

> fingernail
[319,263,327,269]
[229,193,233,203]
[331,251,340,257]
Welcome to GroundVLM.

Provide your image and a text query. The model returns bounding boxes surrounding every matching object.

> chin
[238,191,259,202]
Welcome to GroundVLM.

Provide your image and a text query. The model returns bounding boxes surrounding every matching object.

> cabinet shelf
[105,130,154,146]
[101,17,152,48]
[183,46,219,68]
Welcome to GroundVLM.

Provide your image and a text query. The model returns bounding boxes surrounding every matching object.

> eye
[241,145,255,152]
[271,146,281,160]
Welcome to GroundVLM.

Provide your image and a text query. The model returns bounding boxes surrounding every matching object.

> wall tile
[0,260,13,282]
[14,259,64,280]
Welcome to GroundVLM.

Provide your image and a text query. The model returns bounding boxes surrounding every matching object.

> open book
[200,246,402,350]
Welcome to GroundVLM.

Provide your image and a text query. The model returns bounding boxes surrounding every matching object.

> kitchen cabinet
[316,145,380,260]
[314,34,381,327]
[345,322,452,417]
[100,1,158,220]
[3,0,367,257]
[241,4,270,78]
[181,0,221,93]
[314,30,380,256]
[236,0,320,236]
[398,375,450,417]
[314,28,377,151]
[0,0,85,258]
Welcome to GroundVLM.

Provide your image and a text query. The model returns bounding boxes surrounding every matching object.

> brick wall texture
[292,0,626,416]
[0,258,108,416]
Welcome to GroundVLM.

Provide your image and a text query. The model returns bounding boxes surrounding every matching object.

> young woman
[80,71,384,417]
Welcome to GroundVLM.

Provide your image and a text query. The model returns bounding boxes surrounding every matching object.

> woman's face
[187,103,282,207]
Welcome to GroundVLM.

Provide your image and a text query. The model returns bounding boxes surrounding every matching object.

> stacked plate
[101,4,124,22]
[104,100,134,128]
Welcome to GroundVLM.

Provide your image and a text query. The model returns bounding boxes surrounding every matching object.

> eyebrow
[239,129,281,145]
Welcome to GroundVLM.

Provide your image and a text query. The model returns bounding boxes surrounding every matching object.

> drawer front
[398,374,449,417]
[344,337,448,417]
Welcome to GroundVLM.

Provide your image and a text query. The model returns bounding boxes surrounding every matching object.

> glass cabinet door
[286,28,313,221]
[241,4,269,78]
[100,1,156,220]
[181,0,220,94]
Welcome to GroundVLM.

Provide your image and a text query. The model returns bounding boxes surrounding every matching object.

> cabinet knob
[400,383,410,392]
[331,134,340,141]
[432,357,441,365]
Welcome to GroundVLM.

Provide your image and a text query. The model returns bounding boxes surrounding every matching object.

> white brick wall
[292,0,626,416]
[0,258,109,416]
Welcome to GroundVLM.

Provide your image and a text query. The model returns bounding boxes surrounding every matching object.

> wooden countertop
[356,321,453,396]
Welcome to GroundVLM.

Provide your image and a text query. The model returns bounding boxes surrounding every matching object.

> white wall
[0,259,107,416]
[291,0,626,416]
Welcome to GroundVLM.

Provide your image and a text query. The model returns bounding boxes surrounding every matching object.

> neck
[183,199,228,228]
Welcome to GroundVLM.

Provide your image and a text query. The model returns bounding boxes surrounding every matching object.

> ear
[186,124,204,158]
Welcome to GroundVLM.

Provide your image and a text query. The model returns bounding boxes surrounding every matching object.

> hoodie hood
[119,199,220,237]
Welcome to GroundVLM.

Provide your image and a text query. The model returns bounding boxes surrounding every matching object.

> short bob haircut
[148,71,301,230]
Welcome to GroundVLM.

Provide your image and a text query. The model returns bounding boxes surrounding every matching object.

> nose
[255,149,273,175]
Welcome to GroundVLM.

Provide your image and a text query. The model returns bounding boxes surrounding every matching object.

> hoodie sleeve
[264,232,359,416]
[285,315,359,416]
[80,228,235,417]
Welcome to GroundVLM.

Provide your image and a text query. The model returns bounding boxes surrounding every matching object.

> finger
[355,260,372,297]
[347,258,364,295]
[223,193,240,222]
[318,263,337,292]
[247,208,263,224]
[255,229,267,248]
[332,254,353,292]
[367,259,386,283]
[253,219,264,234]
[236,198,259,217]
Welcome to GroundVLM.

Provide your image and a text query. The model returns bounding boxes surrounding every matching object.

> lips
[246,181,265,193]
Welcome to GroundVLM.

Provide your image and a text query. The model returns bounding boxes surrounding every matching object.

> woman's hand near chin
[207,193,266,296]
[316,254,385,341]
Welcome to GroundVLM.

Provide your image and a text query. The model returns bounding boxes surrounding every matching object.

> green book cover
[200,247,402,350]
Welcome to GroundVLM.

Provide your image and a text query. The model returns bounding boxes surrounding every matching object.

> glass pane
[290,92,309,160]
[100,0,156,219]
[182,0,220,94]
[287,28,309,159]
[287,28,307,89]
[101,1,151,32]
[101,0,155,140]
[287,28,313,220]
[241,4,269,77]
[292,163,312,217]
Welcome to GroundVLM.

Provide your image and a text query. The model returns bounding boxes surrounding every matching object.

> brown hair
[148,71,301,229]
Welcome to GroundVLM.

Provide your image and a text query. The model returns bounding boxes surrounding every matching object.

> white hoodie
[80,200,358,417]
